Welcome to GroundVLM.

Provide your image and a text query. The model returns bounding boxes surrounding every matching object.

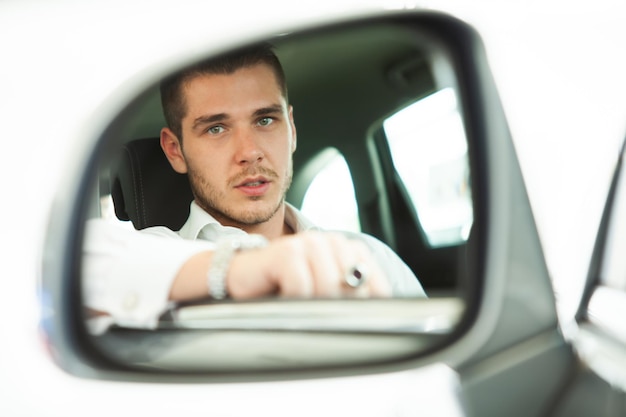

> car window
[300,149,361,233]
[598,150,626,291]
[577,146,626,390]
[586,148,626,326]
[383,88,472,248]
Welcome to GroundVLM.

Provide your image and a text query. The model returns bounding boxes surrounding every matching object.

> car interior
[103,22,472,292]
[84,20,477,372]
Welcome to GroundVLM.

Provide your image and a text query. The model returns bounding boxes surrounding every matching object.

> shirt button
[122,293,139,311]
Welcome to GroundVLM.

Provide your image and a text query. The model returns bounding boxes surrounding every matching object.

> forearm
[83,219,214,331]
[84,223,392,334]
[169,247,274,301]
[168,251,214,301]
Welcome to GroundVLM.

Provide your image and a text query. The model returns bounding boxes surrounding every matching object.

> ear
[288,105,297,153]
[160,128,188,174]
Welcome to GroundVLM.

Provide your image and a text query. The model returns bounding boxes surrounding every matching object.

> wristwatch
[207,234,269,300]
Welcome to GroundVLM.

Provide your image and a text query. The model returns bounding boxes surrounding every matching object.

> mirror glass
[81,19,475,372]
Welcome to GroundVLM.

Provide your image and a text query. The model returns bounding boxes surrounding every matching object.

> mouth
[236,176,269,187]
[235,176,271,197]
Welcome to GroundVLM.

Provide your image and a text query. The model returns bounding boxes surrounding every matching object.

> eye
[207,125,225,135]
[257,117,274,127]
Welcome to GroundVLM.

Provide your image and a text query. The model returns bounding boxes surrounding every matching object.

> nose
[234,127,264,165]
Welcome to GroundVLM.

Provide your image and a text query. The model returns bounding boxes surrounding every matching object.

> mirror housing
[41,9,556,383]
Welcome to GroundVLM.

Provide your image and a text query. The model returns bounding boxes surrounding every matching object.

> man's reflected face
[177,64,297,228]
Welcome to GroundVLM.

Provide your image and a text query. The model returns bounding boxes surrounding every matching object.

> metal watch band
[207,234,269,300]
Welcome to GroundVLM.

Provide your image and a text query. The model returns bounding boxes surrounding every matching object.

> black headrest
[111,138,194,230]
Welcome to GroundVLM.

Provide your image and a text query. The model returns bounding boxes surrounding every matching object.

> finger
[300,232,343,297]
[333,237,392,298]
[270,237,315,298]
[229,240,314,299]
[324,234,370,295]
[361,259,392,297]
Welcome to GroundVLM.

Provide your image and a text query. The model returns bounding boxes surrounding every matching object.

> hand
[227,231,392,299]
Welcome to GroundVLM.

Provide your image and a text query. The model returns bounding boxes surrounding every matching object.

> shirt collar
[285,201,318,232]
[178,201,319,241]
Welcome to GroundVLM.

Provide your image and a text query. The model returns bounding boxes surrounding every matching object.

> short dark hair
[160,44,288,141]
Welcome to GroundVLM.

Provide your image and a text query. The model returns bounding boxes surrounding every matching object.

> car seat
[110,137,194,230]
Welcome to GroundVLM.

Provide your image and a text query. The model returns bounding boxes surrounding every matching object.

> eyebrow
[192,113,228,131]
[252,104,284,117]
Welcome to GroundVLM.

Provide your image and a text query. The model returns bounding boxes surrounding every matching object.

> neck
[242,206,286,240]
[210,202,294,240]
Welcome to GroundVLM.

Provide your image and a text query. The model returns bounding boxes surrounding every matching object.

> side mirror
[42,10,555,382]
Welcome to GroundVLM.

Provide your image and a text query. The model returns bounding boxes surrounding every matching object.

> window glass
[383,88,472,247]
[99,195,118,221]
[600,151,626,290]
[585,151,626,348]
[300,150,361,233]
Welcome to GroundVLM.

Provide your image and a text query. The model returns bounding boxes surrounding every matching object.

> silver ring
[344,263,368,288]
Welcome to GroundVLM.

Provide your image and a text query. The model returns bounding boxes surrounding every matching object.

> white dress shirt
[83,201,425,334]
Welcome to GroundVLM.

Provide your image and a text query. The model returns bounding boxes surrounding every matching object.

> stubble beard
[188,164,293,228]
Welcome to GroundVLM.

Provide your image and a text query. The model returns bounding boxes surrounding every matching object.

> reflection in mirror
[384,88,472,248]
[300,149,361,233]
[82,19,475,371]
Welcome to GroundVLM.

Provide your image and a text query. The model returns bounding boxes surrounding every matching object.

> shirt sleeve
[82,219,214,334]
